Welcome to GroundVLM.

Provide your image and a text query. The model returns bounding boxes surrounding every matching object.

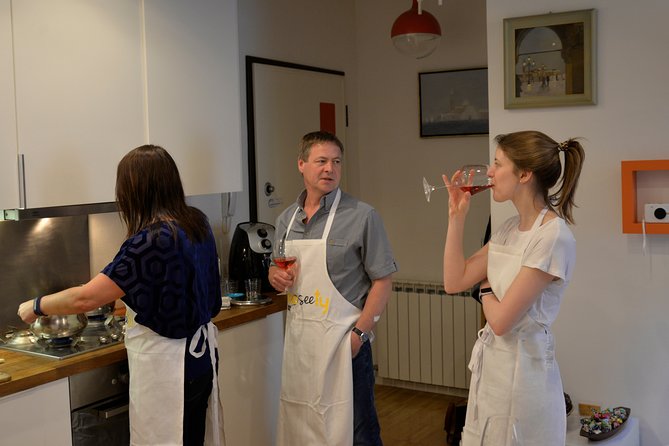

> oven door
[69,361,130,446]
[71,394,130,446]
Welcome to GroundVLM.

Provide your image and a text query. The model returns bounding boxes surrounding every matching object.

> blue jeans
[353,341,383,446]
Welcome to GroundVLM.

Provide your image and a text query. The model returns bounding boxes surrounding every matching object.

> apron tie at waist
[467,326,493,423]
[189,325,208,358]
[468,326,493,374]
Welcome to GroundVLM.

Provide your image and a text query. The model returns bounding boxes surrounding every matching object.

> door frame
[245,56,345,222]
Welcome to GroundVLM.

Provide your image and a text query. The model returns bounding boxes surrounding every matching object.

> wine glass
[272,236,297,293]
[480,415,523,446]
[422,164,491,202]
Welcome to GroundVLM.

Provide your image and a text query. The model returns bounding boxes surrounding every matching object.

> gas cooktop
[0,316,125,360]
[0,335,122,360]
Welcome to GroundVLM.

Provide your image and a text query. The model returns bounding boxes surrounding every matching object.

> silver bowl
[30,314,88,340]
[85,303,115,318]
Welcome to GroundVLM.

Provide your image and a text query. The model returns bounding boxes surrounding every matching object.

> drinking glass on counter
[222,278,243,300]
[244,278,261,300]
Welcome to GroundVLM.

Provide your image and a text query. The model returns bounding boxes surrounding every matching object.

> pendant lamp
[391,0,442,59]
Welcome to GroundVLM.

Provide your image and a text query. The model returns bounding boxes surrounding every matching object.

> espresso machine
[228,222,275,293]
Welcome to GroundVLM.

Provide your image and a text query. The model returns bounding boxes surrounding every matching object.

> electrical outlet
[579,403,601,416]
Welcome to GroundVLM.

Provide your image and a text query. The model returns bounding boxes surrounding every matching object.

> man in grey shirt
[270,131,397,446]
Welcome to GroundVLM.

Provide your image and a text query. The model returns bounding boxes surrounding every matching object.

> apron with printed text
[277,189,362,446]
[462,208,565,446]
[125,307,225,446]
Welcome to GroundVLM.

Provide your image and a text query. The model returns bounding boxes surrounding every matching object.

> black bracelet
[479,287,493,295]
[33,296,47,317]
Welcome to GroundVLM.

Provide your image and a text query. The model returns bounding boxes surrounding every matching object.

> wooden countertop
[0,294,286,398]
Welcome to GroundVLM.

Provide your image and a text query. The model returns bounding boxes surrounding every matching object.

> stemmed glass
[422,164,492,202]
[272,236,297,294]
[480,415,523,446]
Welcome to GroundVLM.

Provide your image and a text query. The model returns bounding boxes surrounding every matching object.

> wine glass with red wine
[422,164,491,202]
[453,164,492,195]
[272,236,297,293]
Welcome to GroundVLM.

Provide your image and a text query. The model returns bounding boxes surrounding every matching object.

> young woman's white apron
[277,189,362,446]
[462,208,565,446]
[125,307,225,446]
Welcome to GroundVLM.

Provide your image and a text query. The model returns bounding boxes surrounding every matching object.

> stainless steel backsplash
[0,216,90,330]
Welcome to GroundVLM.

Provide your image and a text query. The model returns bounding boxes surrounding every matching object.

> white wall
[187,0,488,281]
[487,1,669,445]
[354,0,489,281]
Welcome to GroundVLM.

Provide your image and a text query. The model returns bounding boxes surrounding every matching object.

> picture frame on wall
[419,68,489,137]
[503,9,596,109]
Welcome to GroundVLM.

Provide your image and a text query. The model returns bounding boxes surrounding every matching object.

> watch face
[359,332,369,343]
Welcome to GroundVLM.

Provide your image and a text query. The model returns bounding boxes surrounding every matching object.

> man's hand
[268,265,297,292]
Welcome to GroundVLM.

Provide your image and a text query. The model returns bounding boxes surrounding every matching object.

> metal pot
[30,314,88,340]
[85,303,115,318]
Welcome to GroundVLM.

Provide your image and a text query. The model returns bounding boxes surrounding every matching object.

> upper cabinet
[0,0,19,210]
[143,0,242,197]
[3,0,242,210]
[11,0,145,208]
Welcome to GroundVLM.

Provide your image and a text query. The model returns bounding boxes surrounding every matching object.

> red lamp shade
[391,0,442,59]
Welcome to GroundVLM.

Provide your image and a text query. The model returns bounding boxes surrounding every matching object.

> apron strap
[286,189,341,240]
[530,207,549,232]
[188,325,208,358]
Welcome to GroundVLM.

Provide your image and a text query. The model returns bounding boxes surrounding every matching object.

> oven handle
[94,402,129,420]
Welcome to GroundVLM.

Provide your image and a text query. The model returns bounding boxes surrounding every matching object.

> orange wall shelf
[621,160,669,234]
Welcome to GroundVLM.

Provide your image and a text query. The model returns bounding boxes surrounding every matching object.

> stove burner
[40,336,78,349]
[2,329,37,346]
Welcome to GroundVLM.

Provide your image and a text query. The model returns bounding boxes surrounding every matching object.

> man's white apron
[462,208,565,445]
[277,189,361,446]
[125,307,225,446]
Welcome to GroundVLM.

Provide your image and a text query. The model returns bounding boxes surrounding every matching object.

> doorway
[245,56,347,225]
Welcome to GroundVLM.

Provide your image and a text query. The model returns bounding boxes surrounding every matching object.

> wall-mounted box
[621,160,669,234]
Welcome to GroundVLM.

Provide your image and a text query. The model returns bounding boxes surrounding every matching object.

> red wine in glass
[274,256,297,269]
[460,184,493,195]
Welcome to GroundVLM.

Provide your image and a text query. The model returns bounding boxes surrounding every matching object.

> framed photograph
[504,9,596,109]
[419,68,489,137]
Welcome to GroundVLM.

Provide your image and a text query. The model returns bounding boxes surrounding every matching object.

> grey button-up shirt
[274,188,398,309]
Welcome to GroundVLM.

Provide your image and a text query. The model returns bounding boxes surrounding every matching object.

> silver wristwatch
[352,327,375,343]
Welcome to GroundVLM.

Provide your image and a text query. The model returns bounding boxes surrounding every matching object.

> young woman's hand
[443,170,472,218]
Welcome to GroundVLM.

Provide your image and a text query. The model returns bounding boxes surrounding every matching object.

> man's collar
[298,188,339,211]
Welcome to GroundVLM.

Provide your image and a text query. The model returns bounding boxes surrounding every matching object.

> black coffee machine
[228,221,275,293]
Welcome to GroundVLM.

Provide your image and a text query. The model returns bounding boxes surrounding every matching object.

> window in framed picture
[419,68,489,137]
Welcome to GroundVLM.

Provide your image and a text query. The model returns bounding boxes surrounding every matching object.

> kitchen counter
[0,293,286,398]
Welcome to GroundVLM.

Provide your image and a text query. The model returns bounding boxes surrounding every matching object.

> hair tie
[557,141,569,152]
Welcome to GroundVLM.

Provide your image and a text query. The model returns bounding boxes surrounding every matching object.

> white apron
[125,307,225,446]
[276,189,362,446]
[462,208,565,446]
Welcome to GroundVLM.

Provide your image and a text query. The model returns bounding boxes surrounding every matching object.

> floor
[376,385,467,446]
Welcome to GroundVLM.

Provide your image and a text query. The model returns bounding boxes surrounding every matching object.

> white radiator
[374,281,482,390]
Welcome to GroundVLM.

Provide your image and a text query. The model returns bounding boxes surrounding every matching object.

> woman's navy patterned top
[102,221,221,339]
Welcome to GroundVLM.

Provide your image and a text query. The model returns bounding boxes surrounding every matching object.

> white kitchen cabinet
[4,0,242,210]
[0,0,19,211]
[11,0,145,208]
[0,378,72,445]
[218,311,284,446]
[143,0,243,196]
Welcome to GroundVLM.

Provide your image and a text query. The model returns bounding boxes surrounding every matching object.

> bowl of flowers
[580,407,630,441]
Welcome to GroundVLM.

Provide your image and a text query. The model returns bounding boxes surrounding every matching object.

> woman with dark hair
[19,145,224,446]
[442,131,584,445]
